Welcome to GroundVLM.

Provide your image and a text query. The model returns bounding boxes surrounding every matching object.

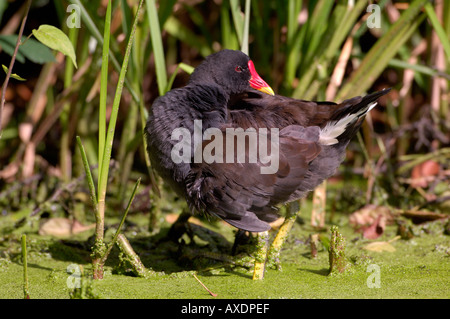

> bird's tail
[318,88,391,146]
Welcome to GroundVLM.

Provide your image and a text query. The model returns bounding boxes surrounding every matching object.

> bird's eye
[235,66,243,73]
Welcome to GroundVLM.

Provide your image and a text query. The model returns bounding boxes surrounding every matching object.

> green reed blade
[98,0,111,181]
[146,0,168,96]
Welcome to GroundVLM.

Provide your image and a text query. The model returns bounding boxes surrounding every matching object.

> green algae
[0,176,449,299]
[0,214,448,299]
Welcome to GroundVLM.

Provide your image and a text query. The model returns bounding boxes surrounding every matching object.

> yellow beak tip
[258,86,275,96]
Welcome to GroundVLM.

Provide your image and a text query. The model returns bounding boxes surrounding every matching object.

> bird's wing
[228,90,339,128]
[184,125,321,232]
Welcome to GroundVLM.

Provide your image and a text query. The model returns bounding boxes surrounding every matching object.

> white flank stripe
[319,102,377,146]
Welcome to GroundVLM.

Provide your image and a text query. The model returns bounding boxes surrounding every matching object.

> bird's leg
[267,200,300,270]
[252,231,269,280]
[167,208,193,243]
[231,229,250,255]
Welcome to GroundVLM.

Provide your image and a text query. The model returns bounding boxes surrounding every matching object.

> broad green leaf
[20,37,57,65]
[0,35,25,63]
[32,24,77,68]
[2,64,26,81]
[0,35,55,64]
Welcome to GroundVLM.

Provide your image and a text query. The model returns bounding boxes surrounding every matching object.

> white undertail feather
[319,102,377,146]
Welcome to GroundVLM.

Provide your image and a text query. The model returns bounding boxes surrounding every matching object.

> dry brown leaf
[363,236,400,252]
[349,205,394,229]
[39,217,95,237]
[411,160,440,188]
[363,241,396,252]
[401,210,449,224]
[362,214,386,240]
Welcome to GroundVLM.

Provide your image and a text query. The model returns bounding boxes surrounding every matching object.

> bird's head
[188,49,274,96]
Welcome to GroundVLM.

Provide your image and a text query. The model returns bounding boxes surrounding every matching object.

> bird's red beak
[248,60,275,96]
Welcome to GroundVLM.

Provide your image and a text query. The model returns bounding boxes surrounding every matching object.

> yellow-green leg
[267,200,300,270]
[252,231,269,280]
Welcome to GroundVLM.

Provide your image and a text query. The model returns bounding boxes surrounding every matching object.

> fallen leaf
[411,160,440,188]
[349,205,394,230]
[401,210,449,224]
[363,236,400,252]
[71,220,96,234]
[39,218,95,237]
[363,214,386,239]
[364,241,396,252]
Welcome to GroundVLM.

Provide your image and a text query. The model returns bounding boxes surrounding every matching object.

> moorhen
[145,49,390,278]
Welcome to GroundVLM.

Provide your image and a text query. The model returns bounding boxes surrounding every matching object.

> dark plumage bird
[145,49,390,234]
